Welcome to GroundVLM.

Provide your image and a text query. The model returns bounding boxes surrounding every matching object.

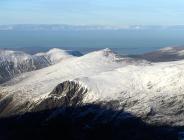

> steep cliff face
[0,54,49,84]
[0,81,88,117]
[31,81,88,112]
[0,48,81,84]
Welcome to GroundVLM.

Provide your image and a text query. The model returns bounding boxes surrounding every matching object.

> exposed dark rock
[0,58,50,84]
[0,95,13,114]
[31,81,88,112]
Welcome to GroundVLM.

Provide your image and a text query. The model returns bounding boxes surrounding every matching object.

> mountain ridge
[1,47,184,135]
[0,48,81,84]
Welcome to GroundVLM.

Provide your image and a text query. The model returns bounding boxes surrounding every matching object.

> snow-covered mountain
[1,47,184,139]
[0,48,81,84]
[136,46,184,62]
[0,48,147,115]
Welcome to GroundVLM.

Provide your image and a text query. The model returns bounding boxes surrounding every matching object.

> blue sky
[0,0,184,26]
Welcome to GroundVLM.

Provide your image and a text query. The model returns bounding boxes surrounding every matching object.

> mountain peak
[103,48,113,52]
[102,48,116,56]
[47,48,64,53]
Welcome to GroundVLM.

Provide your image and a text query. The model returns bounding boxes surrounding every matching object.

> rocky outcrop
[0,57,49,84]
[30,81,88,112]
[0,49,82,84]
[0,95,13,115]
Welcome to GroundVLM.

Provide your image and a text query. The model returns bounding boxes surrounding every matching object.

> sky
[0,0,184,26]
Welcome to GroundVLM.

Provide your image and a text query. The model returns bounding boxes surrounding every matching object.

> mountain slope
[1,48,184,128]
[135,46,184,62]
[0,48,81,84]
[26,59,184,127]
[0,48,145,116]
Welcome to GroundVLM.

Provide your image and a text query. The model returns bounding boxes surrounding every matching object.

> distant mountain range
[1,24,184,31]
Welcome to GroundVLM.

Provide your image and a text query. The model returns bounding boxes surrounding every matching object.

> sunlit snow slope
[1,47,184,127]
[0,48,81,83]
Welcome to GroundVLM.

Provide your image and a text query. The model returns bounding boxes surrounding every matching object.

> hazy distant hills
[133,46,184,62]
[1,24,184,31]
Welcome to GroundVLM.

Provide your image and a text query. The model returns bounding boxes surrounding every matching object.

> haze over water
[1,28,184,55]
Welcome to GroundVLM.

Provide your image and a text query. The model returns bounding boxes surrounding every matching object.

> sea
[0,29,184,55]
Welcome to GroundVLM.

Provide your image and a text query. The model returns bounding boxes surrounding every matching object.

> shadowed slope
[0,104,180,140]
